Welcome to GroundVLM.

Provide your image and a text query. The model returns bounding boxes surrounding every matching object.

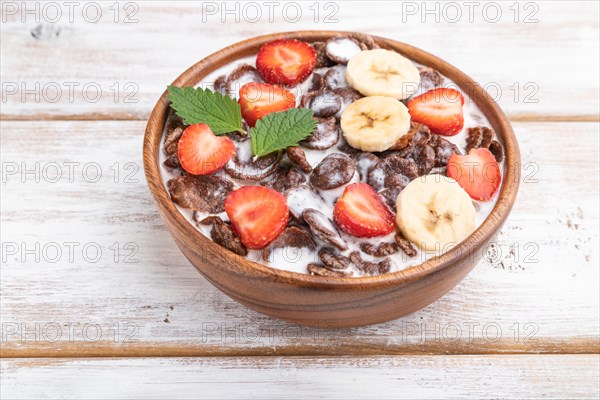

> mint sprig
[167,85,244,135]
[250,108,316,158]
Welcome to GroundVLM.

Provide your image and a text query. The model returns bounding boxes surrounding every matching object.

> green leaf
[250,109,316,158]
[167,85,243,135]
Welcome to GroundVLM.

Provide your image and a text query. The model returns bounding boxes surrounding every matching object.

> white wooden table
[1,2,599,399]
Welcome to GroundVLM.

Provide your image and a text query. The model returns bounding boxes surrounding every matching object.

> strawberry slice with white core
[177,123,235,175]
[407,88,465,136]
[224,186,289,249]
[333,183,395,238]
[447,147,501,201]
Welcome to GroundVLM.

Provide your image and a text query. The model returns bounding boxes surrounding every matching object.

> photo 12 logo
[399,1,540,24]
[1,1,140,24]
[199,1,340,23]
[1,322,140,343]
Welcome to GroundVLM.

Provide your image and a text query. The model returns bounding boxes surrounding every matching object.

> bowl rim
[143,30,521,290]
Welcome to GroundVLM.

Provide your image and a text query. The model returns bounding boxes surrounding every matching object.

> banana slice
[396,175,476,252]
[340,96,410,152]
[346,49,420,99]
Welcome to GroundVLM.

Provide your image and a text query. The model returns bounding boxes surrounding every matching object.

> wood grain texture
[1,1,598,121]
[2,355,599,399]
[1,120,597,354]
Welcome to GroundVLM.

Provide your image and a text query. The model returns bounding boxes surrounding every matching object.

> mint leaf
[250,109,316,158]
[167,85,243,135]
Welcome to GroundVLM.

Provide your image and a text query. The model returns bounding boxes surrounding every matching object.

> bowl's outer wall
[144,31,521,328]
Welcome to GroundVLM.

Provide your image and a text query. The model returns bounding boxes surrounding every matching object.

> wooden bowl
[143,31,521,328]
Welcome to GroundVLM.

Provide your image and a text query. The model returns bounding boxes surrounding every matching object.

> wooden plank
[2,355,599,399]
[1,120,598,357]
[1,1,598,120]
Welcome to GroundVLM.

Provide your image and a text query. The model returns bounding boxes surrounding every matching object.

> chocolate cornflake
[263,164,307,193]
[324,65,349,90]
[356,152,379,181]
[379,187,401,212]
[418,66,444,91]
[488,140,504,162]
[287,146,312,173]
[213,75,227,94]
[300,117,340,150]
[301,90,342,118]
[225,138,282,181]
[197,215,222,226]
[286,166,306,188]
[465,126,504,162]
[311,41,335,68]
[360,242,399,257]
[395,233,417,257]
[165,108,184,132]
[325,37,362,65]
[349,251,391,275]
[168,175,234,213]
[225,64,262,96]
[466,126,494,152]
[262,164,288,193]
[303,208,347,251]
[164,125,184,156]
[428,134,461,167]
[306,72,325,92]
[263,226,316,261]
[407,145,436,175]
[347,32,379,50]
[334,87,363,115]
[396,125,461,173]
[390,122,428,151]
[163,153,181,169]
[310,153,356,190]
[307,263,350,277]
[200,216,248,256]
[337,140,362,159]
[481,128,494,148]
[367,153,419,191]
[212,219,248,256]
[318,248,350,270]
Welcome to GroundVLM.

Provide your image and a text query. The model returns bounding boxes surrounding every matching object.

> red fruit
[333,183,395,238]
[447,147,501,201]
[407,88,465,136]
[177,124,235,175]
[256,39,317,87]
[238,82,296,127]
[224,186,289,249]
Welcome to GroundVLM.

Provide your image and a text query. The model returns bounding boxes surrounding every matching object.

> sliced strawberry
[238,82,296,127]
[224,186,289,249]
[407,88,465,136]
[177,124,235,175]
[333,183,395,238]
[256,39,317,87]
[447,147,501,201]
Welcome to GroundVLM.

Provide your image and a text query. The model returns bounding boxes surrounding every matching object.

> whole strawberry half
[256,39,317,87]
[224,186,289,249]
[333,183,395,238]
[447,147,501,201]
[407,88,465,136]
[177,124,235,175]
[238,82,296,127]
